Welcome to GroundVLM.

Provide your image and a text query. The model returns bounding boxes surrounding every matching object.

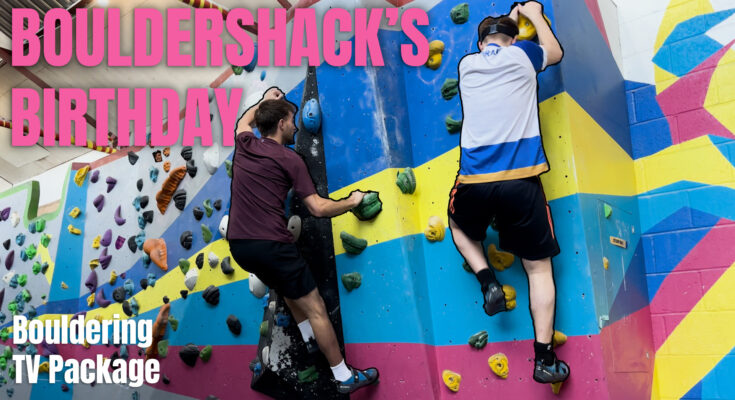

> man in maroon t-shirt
[228,87,379,393]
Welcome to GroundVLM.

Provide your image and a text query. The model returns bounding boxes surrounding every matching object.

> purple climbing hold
[5,251,13,270]
[101,229,112,247]
[85,270,98,293]
[93,194,105,212]
[128,151,139,165]
[115,235,126,250]
[90,170,100,183]
[0,207,9,221]
[99,248,112,269]
[0,289,4,309]
[114,206,126,226]
[40,341,59,357]
[106,177,117,193]
[96,288,111,308]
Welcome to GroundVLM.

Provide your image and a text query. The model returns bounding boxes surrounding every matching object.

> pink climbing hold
[106,177,117,193]
[114,206,126,226]
[93,194,105,212]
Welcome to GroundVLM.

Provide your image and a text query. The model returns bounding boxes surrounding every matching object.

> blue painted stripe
[698,345,735,398]
[459,136,547,175]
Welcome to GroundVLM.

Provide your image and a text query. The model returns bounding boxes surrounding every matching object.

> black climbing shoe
[533,358,570,384]
[335,366,379,394]
[482,281,507,316]
[305,338,319,355]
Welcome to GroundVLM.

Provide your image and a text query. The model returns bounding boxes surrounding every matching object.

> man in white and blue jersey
[447,1,569,384]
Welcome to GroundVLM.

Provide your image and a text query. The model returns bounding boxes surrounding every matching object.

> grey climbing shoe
[305,338,319,355]
[336,366,379,394]
[533,358,570,384]
[482,281,507,316]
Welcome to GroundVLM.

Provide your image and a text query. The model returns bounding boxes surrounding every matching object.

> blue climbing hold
[302,99,321,134]
[275,313,291,327]
[15,233,25,247]
[245,44,258,73]
[260,70,266,81]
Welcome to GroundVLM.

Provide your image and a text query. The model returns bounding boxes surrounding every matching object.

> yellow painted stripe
[651,262,735,400]
[37,237,56,285]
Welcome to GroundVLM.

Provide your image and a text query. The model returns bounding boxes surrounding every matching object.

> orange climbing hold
[156,167,187,214]
[146,303,171,360]
[488,244,514,271]
[143,238,168,271]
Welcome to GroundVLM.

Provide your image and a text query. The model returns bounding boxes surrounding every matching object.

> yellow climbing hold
[503,284,517,310]
[553,330,567,348]
[425,216,445,242]
[426,53,442,70]
[67,225,81,235]
[74,166,90,186]
[488,353,509,379]
[109,270,118,285]
[61,282,68,290]
[551,381,563,395]
[488,244,514,271]
[39,361,49,373]
[87,293,95,307]
[429,40,445,54]
[442,370,461,392]
[517,14,552,41]
[603,257,609,270]
[426,40,445,70]
[69,207,81,218]
[89,259,99,270]
[92,235,101,249]
[83,339,90,349]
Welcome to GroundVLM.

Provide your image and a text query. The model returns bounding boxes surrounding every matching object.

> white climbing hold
[268,301,276,313]
[287,215,301,242]
[203,147,220,175]
[3,271,16,284]
[218,215,229,238]
[249,273,267,298]
[184,269,199,291]
[208,252,219,268]
[10,212,19,227]
[261,346,269,366]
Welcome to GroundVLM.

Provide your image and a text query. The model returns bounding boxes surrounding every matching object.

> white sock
[330,359,352,382]
[297,319,315,342]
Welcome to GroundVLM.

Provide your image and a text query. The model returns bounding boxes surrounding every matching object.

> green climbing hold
[297,365,319,383]
[158,340,169,358]
[25,244,37,260]
[441,78,459,100]
[0,328,9,341]
[341,272,362,292]
[35,219,45,232]
[351,192,382,221]
[18,275,28,287]
[450,3,469,24]
[232,65,244,75]
[7,302,17,314]
[199,345,213,362]
[396,167,417,194]
[604,203,612,219]
[2,347,12,360]
[340,232,368,255]
[0,358,5,370]
[40,234,51,248]
[21,289,31,302]
[168,315,179,331]
[225,160,232,178]
[445,116,463,133]
[259,321,268,336]
[201,224,213,243]
[32,262,41,275]
[468,330,488,349]
[9,364,15,380]
[178,259,190,274]
[203,199,213,217]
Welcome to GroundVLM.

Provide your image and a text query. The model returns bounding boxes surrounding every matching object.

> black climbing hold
[180,290,188,299]
[136,179,143,192]
[128,151,139,165]
[113,287,127,303]
[186,159,197,178]
[162,375,170,385]
[173,190,187,211]
[122,300,133,316]
[213,199,222,210]
[179,343,199,367]
[127,236,138,253]
[140,279,148,290]
[181,147,193,161]
[2,240,9,250]
[196,253,204,269]
[62,384,69,392]
[142,211,154,224]
[193,207,204,220]
[140,196,149,209]
[202,285,219,305]
[180,231,193,250]
[226,315,241,335]
[163,296,169,304]
[221,256,234,275]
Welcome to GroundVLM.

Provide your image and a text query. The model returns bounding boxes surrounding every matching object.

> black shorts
[229,239,316,299]
[448,176,560,261]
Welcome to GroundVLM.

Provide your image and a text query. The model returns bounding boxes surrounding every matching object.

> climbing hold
[193,207,204,220]
[208,252,219,268]
[340,231,368,255]
[90,169,99,183]
[203,199,213,217]
[184,269,198,291]
[135,231,146,251]
[163,161,171,173]
[130,297,139,316]
[74,165,90,186]
[503,285,517,310]
[61,282,68,289]
[180,231,193,250]
[106,176,117,193]
[603,203,612,219]
[110,270,118,285]
[32,262,42,275]
[35,218,45,232]
[551,382,563,394]
[4,252,13,270]
[249,274,267,298]
[553,330,567,348]
[122,300,133,317]
[147,272,157,287]
[99,249,111,269]
[173,190,187,211]
[196,253,204,269]
[442,370,461,392]
[143,238,168,271]
[201,224,213,243]
[40,234,50,250]
[259,321,269,336]
[69,207,81,218]
[0,207,8,221]
[18,275,27,287]
[603,257,609,270]
[162,375,170,384]
[426,53,442,70]
[225,160,232,178]
[25,244,37,260]
[149,166,159,183]
[232,64,243,75]
[87,293,95,307]
[178,259,190,274]
[424,216,446,242]
[89,258,100,270]
[128,151,139,165]
[396,167,417,194]
[97,230,111,248]
[429,39,445,55]
[488,353,509,379]
[29,221,36,234]
[275,313,290,327]
[202,285,220,305]
[85,270,98,293]
[221,256,234,275]
[302,98,322,134]
[92,235,101,249]
[351,191,382,221]
[156,166,187,214]
[445,116,462,133]
[298,365,319,383]
[488,244,514,271]
[140,278,149,290]
[341,272,362,292]
[450,3,469,24]
[287,215,301,242]
[20,249,28,262]
[93,194,105,212]
[199,345,213,362]
[124,279,135,296]
[166,315,178,332]
[114,205,126,226]
[181,146,193,161]
[186,159,197,178]
[517,13,551,41]
[179,344,200,367]
[213,199,222,210]
[15,233,25,246]
[96,289,111,308]
[180,290,188,299]
[2,239,9,250]
[68,224,82,235]
[226,315,242,335]
[140,210,154,229]
[203,147,220,175]
[158,340,169,358]
[120,344,129,359]
[113,286,127,303]
[219,215,230,237]
[10,212,19,227]
[468,330,488,349]
[441,78,459,100]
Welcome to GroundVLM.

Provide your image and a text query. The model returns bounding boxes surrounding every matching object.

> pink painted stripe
[583,0,610,47]
[649,220,735,350]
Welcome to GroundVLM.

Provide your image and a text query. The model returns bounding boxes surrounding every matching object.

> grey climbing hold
[193,207,204,220]
[137,179,143,192]
[179,344,199,367]
[208,252,219,268]
[202,285,219,305]
[196,253,204,269]
[173,190,187,211]
[93,194,105,212]
[113,287,127,303]
[180,231,193,250]
[219,215,229,237]
[441,78,459,100]
[186,159,197,178]
[203,147,219,175]
[128,151,139,165]
[221,256,233,275]
[226,315,241,335]
[185,269,198,291]
[106,177,117,193]
[181,146,193,161]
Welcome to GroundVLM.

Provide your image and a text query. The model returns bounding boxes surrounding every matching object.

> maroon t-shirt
[227,131,316,242]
